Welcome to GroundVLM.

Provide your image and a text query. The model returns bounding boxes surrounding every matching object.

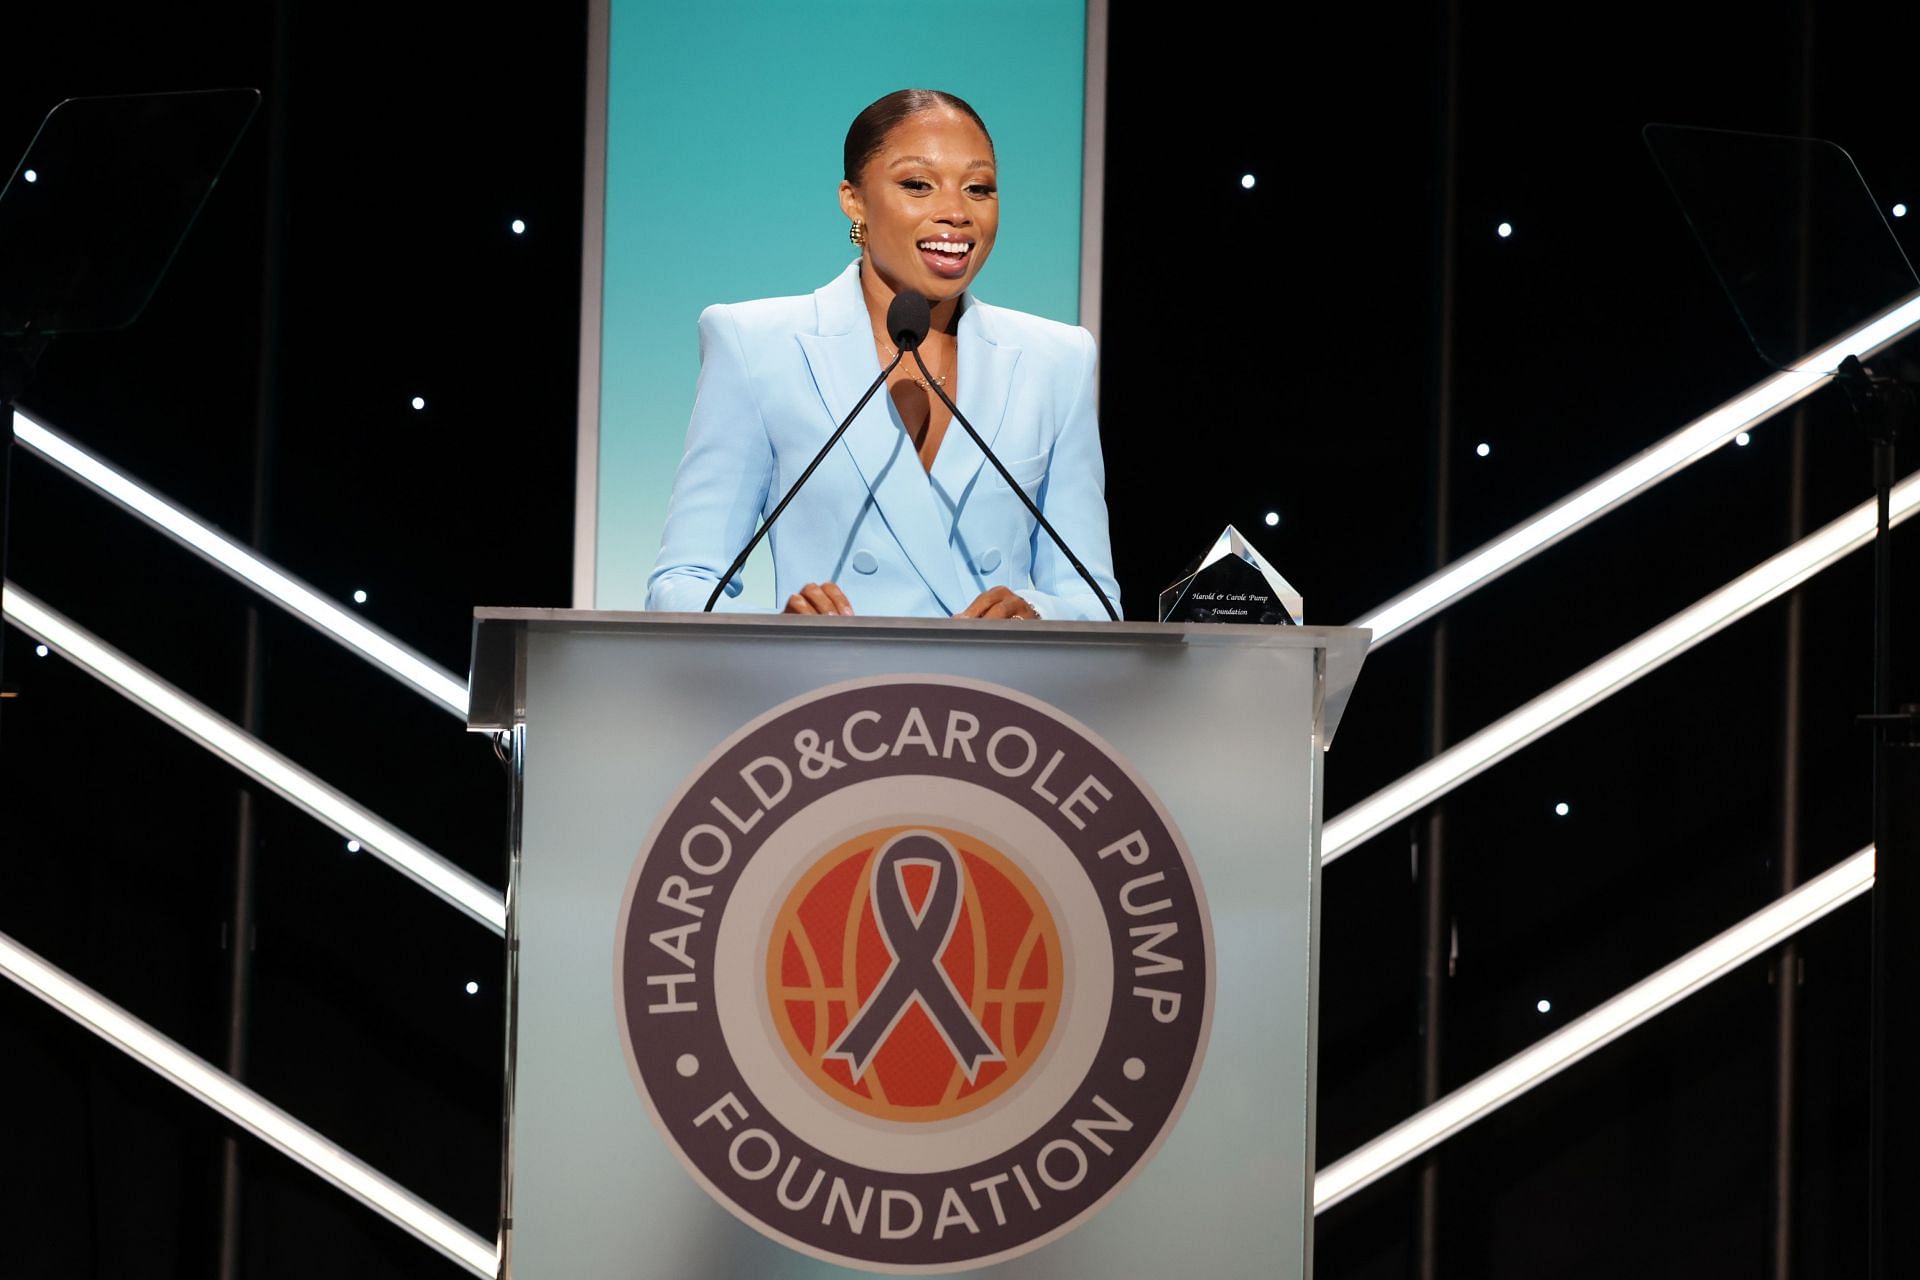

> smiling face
[840,108,999,306]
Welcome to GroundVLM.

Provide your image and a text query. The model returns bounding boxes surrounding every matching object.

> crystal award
[1158,525,1303,625]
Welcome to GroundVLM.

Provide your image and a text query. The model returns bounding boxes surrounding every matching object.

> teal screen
[593,0,1089,609]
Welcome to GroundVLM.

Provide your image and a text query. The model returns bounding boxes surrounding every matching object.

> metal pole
[1871,447,1893,722]
[1768,399,1807,1279]
[1413,777,1447,1280]
[1414,1,1461,1272]
[0,416,12,728]
[1872,709,1918,1280]
[217,4,293,1273]
[1770,14,1814,1275]
[1864,435,1894,1280]
[0,337,45,737]
[217,627,266,1280]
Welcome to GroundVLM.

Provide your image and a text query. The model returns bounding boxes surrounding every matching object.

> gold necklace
[882,340,949,390]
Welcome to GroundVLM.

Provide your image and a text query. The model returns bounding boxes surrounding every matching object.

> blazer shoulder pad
[700,291,818,344]
[973,301,1095,362]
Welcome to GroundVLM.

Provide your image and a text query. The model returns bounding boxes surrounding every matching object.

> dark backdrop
[2,2,1916,1277]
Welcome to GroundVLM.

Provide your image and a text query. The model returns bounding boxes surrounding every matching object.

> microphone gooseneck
[702,342,908,612]
[909,344,1121,621]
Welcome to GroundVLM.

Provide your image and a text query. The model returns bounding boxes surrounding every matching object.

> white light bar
[1791,289,1920,373]
[11,409,469,718]
[0,928,498,1276]
[1353,291,1920,648]
[1326,471,1919,860]
[2,582,506,934]
[1315,844,1875,1212]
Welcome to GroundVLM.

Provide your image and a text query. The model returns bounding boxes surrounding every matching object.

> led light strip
[1353,291,1920,648]
[1326,471,1919,860]
[0,928,498,1275]
[2,581,506,934]
[10,409,469,718]
[1315,844,1875,1212]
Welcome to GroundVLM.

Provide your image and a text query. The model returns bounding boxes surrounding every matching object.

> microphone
[701,292,929,611]
[900,294,1120,621]
[889,288,930,351]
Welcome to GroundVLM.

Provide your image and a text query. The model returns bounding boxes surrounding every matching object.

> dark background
[2,2,1916,1277]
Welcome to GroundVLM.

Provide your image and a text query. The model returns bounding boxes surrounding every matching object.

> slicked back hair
[843,89,994,185]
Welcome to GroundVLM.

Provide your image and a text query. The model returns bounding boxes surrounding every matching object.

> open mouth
[917,237,974,277]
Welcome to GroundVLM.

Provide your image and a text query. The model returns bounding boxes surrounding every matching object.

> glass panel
[1644,123,1920,370]
[0,89,258,336]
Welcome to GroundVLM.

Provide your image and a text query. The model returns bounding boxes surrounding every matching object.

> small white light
[1264,511,1280,527]
[510,218,526,234]
[1497,221,1513,239]
[345,839,361,853]
[1536,999,1552,1014]
[34,644,49,657]
[464,981,479,995]
[1555,802,1570,817]
[1735,431,1751,446]
[23,169,38,184]
[352,589,367,605]
[1475,442,1491,458]
[410,396,425,411]
[1895,203,1909,219]
[1239,174,1255,191]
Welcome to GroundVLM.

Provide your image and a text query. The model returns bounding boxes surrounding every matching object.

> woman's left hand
[954,587,1038,620]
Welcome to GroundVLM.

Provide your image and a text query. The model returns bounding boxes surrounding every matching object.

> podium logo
[615,676,1213,1273]
[769,825,1063,1123]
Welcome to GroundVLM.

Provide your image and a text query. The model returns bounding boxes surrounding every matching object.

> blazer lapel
[931,299,1021,502]
[795,265,964,612]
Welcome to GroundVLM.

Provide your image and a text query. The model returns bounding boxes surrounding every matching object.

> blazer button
[977,547,1003,572]
[850,549,879,574]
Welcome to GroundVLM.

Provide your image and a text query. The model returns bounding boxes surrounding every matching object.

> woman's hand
[954,587,1038,620]
[784,582,855,615]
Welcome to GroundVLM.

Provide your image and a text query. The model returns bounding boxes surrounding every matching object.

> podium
[468,611,1368,1278]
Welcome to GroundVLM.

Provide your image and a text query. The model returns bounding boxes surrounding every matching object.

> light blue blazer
[645,262,1121,620]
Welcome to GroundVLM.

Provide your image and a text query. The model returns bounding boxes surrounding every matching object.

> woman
[646,89,1120,621]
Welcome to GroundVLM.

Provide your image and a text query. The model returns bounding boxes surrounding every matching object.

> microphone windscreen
[887,290,932,351]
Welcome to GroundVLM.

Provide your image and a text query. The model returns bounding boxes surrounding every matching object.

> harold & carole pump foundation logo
[614,675,1213,1273]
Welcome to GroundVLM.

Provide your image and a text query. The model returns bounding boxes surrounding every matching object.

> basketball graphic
[614,675,1213,1273]
[767,825,1063,1122]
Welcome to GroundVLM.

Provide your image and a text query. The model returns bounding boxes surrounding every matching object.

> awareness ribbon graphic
[827,832,1002,1082]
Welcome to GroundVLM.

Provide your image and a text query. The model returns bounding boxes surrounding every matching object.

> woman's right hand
[784,582,855,615]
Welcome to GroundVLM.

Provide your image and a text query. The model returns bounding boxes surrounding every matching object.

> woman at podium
[645,89,1121,621]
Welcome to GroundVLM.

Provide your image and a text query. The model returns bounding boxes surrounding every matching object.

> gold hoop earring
[849,219,867,246]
